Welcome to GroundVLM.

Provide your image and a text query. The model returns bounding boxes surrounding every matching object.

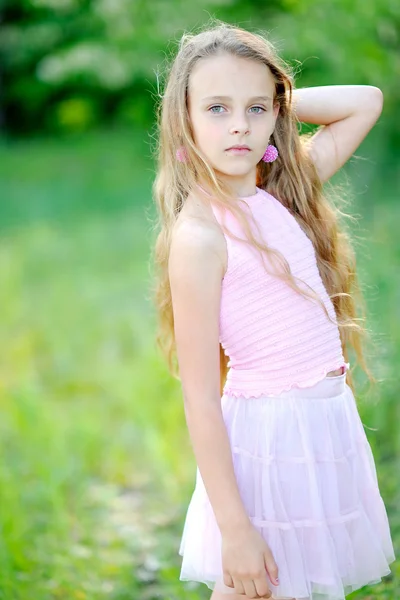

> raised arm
[168,217,250,534]
[292,85,384,183]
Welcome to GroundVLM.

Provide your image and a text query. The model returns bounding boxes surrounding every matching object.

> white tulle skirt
[178,371,396,599]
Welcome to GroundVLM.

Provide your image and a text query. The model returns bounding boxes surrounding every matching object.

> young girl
[152,21,396,600]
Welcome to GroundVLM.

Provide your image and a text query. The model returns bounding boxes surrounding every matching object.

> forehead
[188,53,276,102]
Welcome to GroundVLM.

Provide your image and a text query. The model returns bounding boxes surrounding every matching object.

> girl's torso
[177,186,347,393]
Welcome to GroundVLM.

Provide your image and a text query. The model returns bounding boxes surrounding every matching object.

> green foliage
[1,0,399,142]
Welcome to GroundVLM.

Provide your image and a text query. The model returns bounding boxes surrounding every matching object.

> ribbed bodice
[210,186,348,397]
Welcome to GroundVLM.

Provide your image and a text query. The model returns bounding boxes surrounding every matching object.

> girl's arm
[168,218,251,535]
[291,85,384,183]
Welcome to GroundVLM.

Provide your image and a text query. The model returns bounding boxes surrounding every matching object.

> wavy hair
[149,19,377,398]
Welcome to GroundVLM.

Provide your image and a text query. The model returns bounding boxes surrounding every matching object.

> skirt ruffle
[178,373,396,599]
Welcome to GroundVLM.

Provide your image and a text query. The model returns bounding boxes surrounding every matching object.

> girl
[151,21,396,600]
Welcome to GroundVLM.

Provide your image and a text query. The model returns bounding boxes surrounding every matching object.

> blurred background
[0,0,399,598]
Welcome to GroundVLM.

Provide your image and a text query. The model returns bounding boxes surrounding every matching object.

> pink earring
[176,146,188,162]
[262,144,278,163]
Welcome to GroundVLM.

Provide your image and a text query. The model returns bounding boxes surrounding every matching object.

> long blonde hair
[149,19,377,398]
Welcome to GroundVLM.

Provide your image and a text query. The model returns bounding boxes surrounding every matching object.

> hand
[221,522,279,598]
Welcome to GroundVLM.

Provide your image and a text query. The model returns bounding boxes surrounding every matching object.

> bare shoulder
[170,190,227,277]
[168,191,226,405]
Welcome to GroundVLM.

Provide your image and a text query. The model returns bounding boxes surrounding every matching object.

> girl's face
[187,52,280,195]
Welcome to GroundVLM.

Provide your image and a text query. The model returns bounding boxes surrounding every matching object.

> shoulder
[169,191,227,279]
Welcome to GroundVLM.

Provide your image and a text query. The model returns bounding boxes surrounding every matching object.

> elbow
[181,379,222,409]
[369,86,384,116]
[183,391,222,414]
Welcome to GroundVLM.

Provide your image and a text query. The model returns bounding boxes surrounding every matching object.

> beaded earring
[176,146,188,162]
[262,144,279,163]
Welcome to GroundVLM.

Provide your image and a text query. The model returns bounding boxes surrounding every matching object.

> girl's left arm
[291,85,384,183]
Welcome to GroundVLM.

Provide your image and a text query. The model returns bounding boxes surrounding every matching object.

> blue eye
[208,105,266,114]
[209,104,265,115]
[209,105,224,113]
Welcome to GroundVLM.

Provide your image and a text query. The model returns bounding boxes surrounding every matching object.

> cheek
[196,117,223,146]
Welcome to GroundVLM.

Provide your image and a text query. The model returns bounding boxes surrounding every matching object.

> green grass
[0,127,398,599]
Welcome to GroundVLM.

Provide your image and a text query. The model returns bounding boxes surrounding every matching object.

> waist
[223,362,350,399]
[326,365,347,377]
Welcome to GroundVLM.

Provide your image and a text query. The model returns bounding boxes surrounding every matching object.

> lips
[226,145,252,156]
[227,145,251,150]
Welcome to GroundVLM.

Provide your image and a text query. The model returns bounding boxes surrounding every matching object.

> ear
[273,102,280,120]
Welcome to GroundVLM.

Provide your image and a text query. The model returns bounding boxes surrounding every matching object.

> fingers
[242,581,272,599]
[231,575,245,595]
[253,573,272,599]
[264,550,279,586]
[224,573,272,598]
[243,580,264,598]
[223,572,235,589]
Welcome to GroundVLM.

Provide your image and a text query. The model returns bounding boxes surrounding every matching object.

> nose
[229,111,250,135]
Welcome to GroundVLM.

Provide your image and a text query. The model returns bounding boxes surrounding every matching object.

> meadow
[0,127,398,599]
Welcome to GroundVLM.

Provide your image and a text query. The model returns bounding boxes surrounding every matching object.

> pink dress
[178,186,395,599]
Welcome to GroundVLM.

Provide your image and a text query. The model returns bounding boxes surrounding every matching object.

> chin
[211,160,250,171]
[220,167,254,177]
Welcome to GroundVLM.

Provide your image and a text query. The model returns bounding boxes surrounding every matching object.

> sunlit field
[0,128,398,599]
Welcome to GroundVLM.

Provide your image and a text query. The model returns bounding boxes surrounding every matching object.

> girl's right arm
[168,217,250,534]
[168,217,279,597]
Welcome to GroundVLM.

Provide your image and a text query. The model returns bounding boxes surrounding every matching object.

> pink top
[210,186,349,398]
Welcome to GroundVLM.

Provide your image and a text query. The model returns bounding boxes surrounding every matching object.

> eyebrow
[201,95,273,103]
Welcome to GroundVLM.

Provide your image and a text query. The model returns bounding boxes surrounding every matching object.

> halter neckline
[238,186,261,200]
